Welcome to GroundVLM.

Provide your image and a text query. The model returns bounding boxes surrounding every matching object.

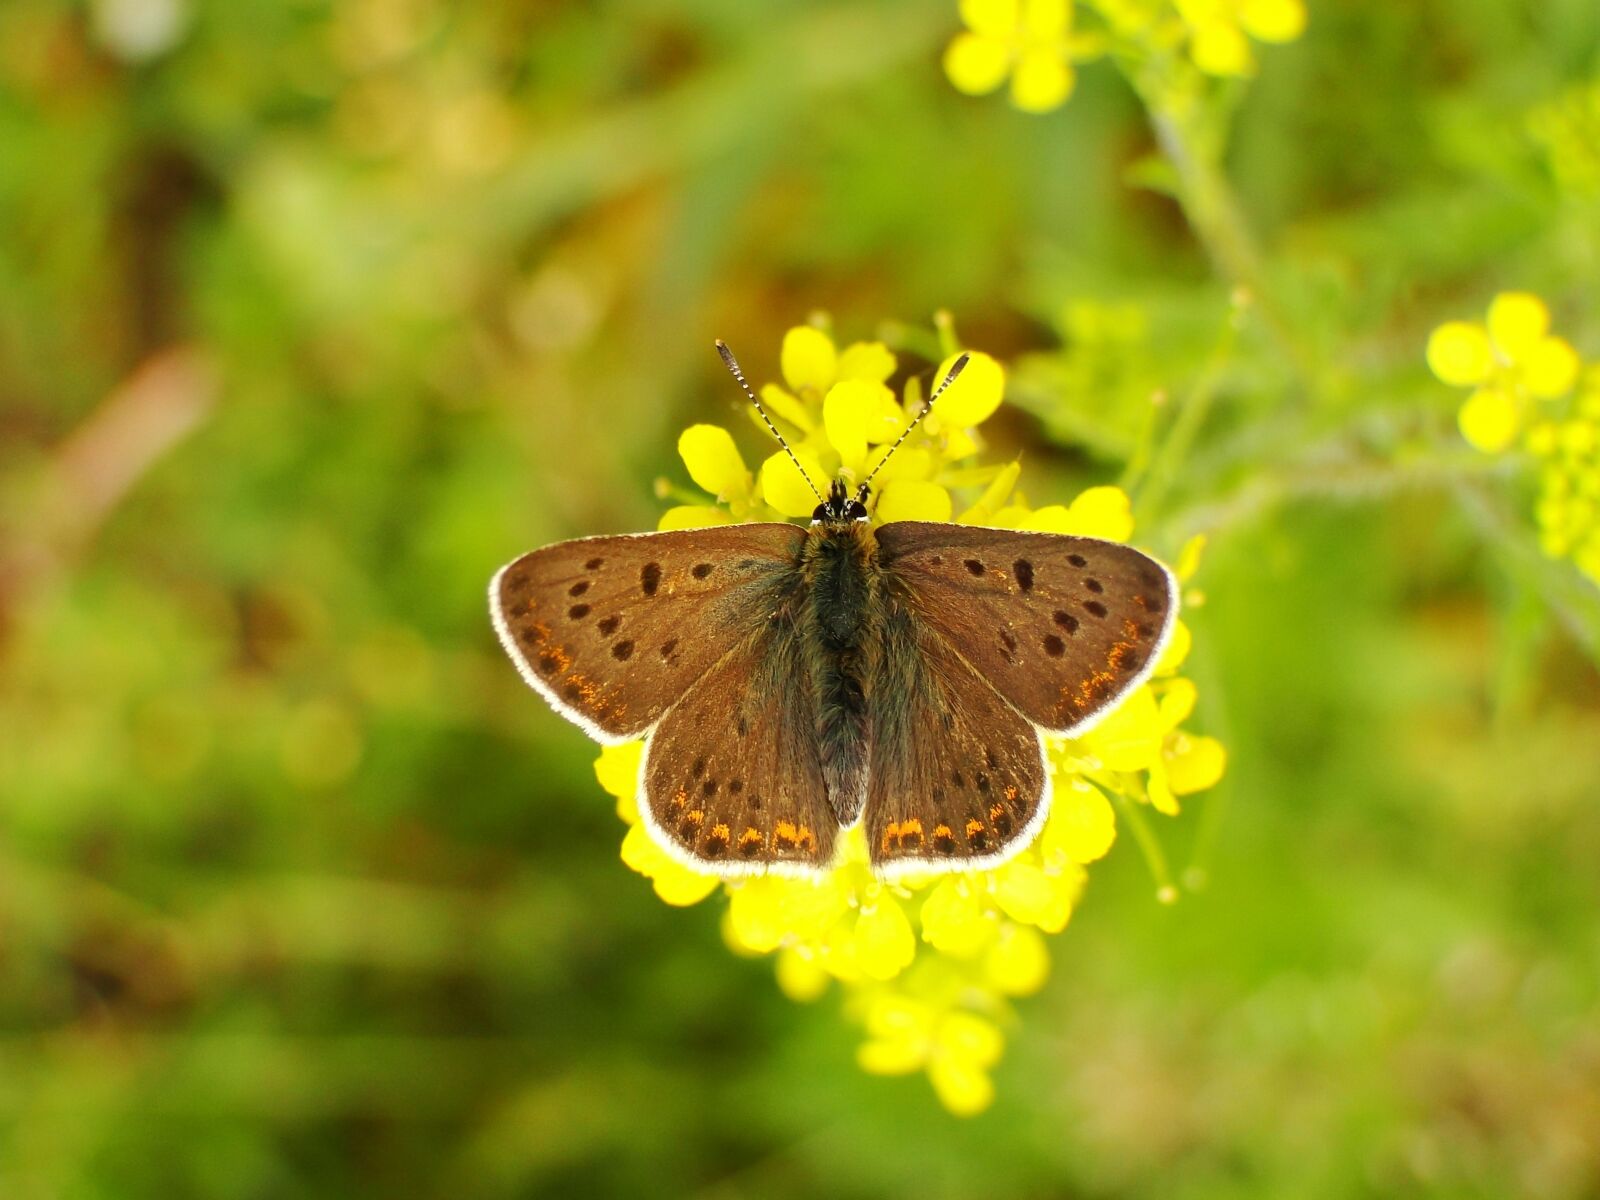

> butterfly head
[812,479,870,527]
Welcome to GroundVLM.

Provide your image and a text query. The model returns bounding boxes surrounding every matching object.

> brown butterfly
[490,344,1178,880]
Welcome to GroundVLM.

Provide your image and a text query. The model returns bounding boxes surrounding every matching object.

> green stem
[1112,791,1179,904]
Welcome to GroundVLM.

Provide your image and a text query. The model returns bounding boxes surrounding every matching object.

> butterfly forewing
[642,615,836,874]
[876,522,1178,737]
[867,601,1048,875]
[491,524,805,741]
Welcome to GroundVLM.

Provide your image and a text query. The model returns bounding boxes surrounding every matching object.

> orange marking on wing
[1004,784,1018,802]
[881,821,901,853]
[738,827,764,852]
[684,809,704,825]
[709,822,730,841]
[965,817,985,839]
[989,803,1006,823]
[774,820,800,849]
[1108,642,1136,672]
[671,790,689,810]
[1124,618,1143,640]
[796,825,817,853]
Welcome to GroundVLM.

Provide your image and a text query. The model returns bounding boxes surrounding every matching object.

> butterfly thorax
[799,519,882,826]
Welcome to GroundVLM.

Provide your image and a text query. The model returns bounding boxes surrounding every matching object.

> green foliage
[1,0,1598,1196]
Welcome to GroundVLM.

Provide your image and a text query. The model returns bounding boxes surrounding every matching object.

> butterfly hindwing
[876,521,1178,736]
[490,523,805,741]
[867,601,1048,875]
[641,614,836,874]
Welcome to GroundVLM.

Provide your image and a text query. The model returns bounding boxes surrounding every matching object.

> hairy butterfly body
[490,348,1179,879]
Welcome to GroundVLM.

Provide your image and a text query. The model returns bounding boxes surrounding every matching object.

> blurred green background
[3,0,1600,1196]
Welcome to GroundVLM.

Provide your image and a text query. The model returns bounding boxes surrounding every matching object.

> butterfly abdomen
[801,524,883,827]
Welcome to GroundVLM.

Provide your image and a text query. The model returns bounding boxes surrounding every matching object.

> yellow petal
[1487,292,1551,359]
[858,1036,926,1076]
[1078,685,1163,770]
[946,429,982,464]
[921,879,994,957]
[984,923,1050,995]
[837,340,897,384]
[855,896,917,980]
[1010,50,1074,112]
[775,949,830,1001]
[1190,20,1253,75]
[651,863,722,906]
[1020,487,1134,539]
[1154,619,1192,675]
[1021,0,1070,37]
[657,505,735,531]
[876,480,953,523]
[934,350,1006,426]
[757,384,815,433]
[985,864,1062,928]
[758,446,829,517]
[862,444,934,485]
[1147,758,1180,816]
[1042,777,1116,864]
[620,824,720,906]
[944,32,1012,96]
[928,1057,996,1116]
[960,0,1020,37]
[1523,337,1580,398]
[1068,485,1135,541]
[781,325,837,394]
[677,424,750,498]
[935,1011,1004,1069]
[726,879,790,953]
[1166,732,1227,794]
[1158,677,1198,728]
[593,741,643,804]
[1458,388,1519,453]
[1238,0,1305,42]
[956,460,1023,525]
[1425,321,1493,387]
[824,379,891,467]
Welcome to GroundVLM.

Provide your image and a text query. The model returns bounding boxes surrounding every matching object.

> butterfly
[490,343,1178,880]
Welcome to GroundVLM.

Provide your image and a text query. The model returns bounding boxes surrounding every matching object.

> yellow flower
[1174,0,1306,77]
[1527,371,1600,587]
[599,318,1225,1114]
[944,0,1103,114]
[1427,291,1581,453]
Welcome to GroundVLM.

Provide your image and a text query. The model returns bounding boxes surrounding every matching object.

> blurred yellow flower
[1174,0,1306,76]
[1528,373,1600,587]
[1429,295,1599,587]
[944,0,1103,113]
[600,320,1225,1114]
[1427,291,1581,453]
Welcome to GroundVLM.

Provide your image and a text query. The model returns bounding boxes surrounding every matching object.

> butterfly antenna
[862,352,969,488]
[715,339,824,503]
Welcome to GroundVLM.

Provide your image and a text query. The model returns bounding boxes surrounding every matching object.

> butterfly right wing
[490,523,805,742]
[875,521,1178,737]
[640,607,837,875]
[866,600,1048,877]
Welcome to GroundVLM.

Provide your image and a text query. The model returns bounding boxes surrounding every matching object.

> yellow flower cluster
[942,0,1307,112]
[1528,371,1600,585]
[1428,293,1600,586]
[608,323,1226,1114]
[943,0,1102,113]
[1427,292,1581,454]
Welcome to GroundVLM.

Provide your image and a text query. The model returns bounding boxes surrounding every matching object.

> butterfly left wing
[867,600,1048,876]
[491,523,805,742]
[641,608,837,875]
[875,521,1178,737]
